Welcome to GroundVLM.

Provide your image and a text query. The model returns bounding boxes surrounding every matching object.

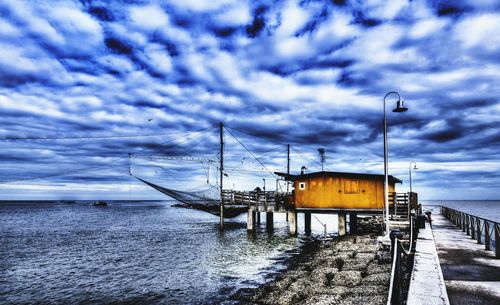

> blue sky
[0,0,499,200]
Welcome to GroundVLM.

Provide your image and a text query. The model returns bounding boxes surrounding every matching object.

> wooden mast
[219,122,224,228]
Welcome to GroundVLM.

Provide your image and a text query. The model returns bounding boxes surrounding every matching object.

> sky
[0,0,499,200]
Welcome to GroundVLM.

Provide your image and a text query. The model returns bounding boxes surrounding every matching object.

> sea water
[422,200,500,222]
[0,201,301,304]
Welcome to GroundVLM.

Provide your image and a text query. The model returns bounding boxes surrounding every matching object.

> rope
[224,127,276,178]
[291,147,322,171]
[0,125,217,184]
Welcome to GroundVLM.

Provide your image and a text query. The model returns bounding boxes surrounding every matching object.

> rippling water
[0,201,301,304]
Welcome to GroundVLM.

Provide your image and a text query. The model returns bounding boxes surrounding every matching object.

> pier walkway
[432,214,500,305]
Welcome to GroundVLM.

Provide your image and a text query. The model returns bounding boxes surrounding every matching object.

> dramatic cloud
[0,0,499,200]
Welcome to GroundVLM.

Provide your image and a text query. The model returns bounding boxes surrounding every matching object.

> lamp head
[413,164,418,170]
[392,100,408,112]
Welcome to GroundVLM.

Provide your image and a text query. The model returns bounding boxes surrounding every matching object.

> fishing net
[134,176,247,218]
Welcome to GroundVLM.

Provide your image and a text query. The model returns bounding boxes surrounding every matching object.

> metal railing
[387,216,417,305]
[441,206,500,258]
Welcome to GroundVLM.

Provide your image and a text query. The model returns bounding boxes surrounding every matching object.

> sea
[1,200,499,304]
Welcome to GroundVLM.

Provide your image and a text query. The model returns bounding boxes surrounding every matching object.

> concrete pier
[338,212,346,236]
[432,214,500,305]
[407,218,450,305]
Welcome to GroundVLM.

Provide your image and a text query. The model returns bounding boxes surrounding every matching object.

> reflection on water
[0,201,299,304]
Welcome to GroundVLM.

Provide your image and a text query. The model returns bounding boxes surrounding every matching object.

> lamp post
[409,161,417,193]
[383,91,408,234]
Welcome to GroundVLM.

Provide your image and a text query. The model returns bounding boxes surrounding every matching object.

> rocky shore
[234,231,391,305]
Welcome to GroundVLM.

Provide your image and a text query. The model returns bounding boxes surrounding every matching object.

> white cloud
[129,5,170,31]
[454,13,500,52]
[214,1,251,26]
[168,0,234,12]
[409,18,448,39]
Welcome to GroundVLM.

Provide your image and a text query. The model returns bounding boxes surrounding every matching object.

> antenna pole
[219,122,224,229]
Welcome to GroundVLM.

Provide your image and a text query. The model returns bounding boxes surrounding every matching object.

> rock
[331,270,363,287]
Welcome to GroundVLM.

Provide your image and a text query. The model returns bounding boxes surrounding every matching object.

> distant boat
[92,201,108,207]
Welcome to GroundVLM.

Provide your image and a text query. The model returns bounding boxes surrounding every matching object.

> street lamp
[383,91,408,234]
[262,178,266,192]
[409,161,417,193]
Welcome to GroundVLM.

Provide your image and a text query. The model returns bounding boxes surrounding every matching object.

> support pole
[247,209,255,231]
[338,212,346,236]
[256,211,261,224]
[349,213,358,234]
[289,211,297,235]
[305,212,311,235]
[219,122,224,229]
[266,212,274,232]
[286,144,290,222]
[287,144,290,193]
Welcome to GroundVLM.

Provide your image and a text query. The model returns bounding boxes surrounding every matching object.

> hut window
[344,179,359,194]
[299,182,306,190]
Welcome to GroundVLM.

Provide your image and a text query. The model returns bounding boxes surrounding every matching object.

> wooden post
[466,215,470,235]
[289,211,297,236]
[349,213,358,234]
[266,212,273,232]
[462,213,466,232]
[247,210,255,231]
[305,212,311,235]
[485,221,490,251]
[338,212,346,236]
[256,212,261,224]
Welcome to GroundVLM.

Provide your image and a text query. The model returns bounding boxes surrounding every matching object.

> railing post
[466,215,470,236]
[471,216,476,240]
[477,218,482,244]
[495,224,500,259]
[462,213,466,232]
[485,221,490,251]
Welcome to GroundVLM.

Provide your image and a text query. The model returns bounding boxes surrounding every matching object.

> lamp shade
[392,100,408,112]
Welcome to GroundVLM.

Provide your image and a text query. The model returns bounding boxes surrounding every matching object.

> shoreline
[229,233,391,305]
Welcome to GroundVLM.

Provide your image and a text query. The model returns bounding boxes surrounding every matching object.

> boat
[92,200,108,206]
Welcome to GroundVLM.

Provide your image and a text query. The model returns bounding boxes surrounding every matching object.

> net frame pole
[220,122,224,229]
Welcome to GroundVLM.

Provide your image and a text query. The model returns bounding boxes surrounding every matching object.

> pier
[406,206,500,305]
[433,210,500,304]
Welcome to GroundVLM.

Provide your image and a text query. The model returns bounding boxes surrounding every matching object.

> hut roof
[274,171,403,184]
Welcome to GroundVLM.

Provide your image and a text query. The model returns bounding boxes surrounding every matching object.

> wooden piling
[338,212,346,236]
[266,212,273,232]
[247,210,255,231]
[289,211,297,235]
[304,212,311,235]
[349,213,357,234]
